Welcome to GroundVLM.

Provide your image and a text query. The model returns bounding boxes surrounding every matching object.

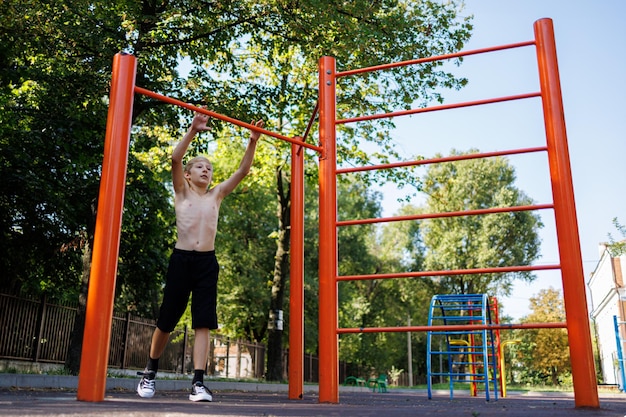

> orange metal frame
[76,55,316,402]
[316,18,598,408]
[79,17,598,409]
[76,53,136,402]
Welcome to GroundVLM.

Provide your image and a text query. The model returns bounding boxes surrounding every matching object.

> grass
[407,382,620,394]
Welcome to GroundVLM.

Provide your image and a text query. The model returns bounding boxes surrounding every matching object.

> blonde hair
[184,156,212,173]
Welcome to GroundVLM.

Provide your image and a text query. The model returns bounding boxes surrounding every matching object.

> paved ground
[0,374,624,417]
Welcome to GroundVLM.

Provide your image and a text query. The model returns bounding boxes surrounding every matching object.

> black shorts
[156,248,219,332]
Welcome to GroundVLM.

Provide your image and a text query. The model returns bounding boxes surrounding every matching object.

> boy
[137,111,264,402]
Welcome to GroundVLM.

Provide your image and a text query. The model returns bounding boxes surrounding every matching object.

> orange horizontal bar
[134,86,323,153]
[337,321,566,334]
[337,263,560,282]
[336,40,536,78]
[338,203,553,226]
[337,146,547,174]
[337,92,541,124]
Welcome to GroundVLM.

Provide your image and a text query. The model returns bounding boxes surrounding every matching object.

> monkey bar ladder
[317,18,599,408]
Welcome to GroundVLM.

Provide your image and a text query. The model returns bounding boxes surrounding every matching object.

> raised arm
[172,111,211,194]
[216,120,264,198]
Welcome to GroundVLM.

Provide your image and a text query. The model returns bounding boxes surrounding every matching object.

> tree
[225,1,473,380]
[337,196,432,376]
[420,149,543,297]
[0,0,111,299]
[1,0,474,378]
[607,217,626,257]
[517,288,570,385]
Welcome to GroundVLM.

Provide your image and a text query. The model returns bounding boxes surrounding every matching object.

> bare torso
[174,188,221,251]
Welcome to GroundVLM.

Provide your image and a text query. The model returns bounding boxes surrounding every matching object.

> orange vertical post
[288,140,305,399]
[317,56,339,403]
[77,53,136,402]
[534,18,599,408]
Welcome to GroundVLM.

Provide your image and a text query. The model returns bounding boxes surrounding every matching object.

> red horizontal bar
[337,92,541,125]
[337,263,561,282]
[338,203,554,227]
[134,86,323,153]
[336,40,536,78]
[337,321,567,334]
[337,146,548,174]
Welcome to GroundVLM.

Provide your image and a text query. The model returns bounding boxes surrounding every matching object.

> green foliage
[214,144,277,342]
[335,183,431,374]
[1,0,474,377]
[607,217,626,257]
[0,0,112,300]
[515,288,571,386]
[420,149,543,297]
[0,0,177,309]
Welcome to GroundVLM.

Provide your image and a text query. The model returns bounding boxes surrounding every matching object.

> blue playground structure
[426,294,501,401]
[614,315,626,391]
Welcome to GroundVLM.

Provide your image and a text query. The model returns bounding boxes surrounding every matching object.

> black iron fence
[0,292,376,384]
[0,292,268,378]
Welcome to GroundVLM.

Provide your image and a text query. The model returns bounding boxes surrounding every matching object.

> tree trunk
[64,202,96,375]
[64,237,91,374]
[265,167,290,381]
[551,366,559,386]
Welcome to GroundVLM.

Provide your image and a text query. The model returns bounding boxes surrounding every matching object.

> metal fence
[0,292,266,378]
[1,292,375,384]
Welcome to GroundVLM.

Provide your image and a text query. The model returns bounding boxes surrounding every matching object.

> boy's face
[185,160,213,187]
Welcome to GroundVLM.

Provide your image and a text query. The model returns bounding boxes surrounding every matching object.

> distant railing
[0,292,265,377]
[0,292,371,384]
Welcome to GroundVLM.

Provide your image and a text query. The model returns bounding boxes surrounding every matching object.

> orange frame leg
[288,140,305,399]
[318,56,339,403]
[534,18,599,408]
[77,53,136,402]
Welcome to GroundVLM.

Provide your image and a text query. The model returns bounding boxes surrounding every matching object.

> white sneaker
[189,381,213,402]
[136,371,156,398]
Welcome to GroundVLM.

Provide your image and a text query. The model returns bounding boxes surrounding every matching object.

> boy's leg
[189,327,213,402]
[137,328,171,398]
[137,249,192,399]
[188,251,218,402]
[193,327,210,374]
[150,327,171,360]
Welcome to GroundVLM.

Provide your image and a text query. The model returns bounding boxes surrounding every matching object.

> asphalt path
[1,387,625,417]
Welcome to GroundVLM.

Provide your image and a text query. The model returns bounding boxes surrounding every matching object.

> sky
[377,0,626,319]
[176,1,625,320]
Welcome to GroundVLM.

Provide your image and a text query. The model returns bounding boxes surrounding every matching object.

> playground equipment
[75,54,316,402]
[426,294,500,401]
[78,18,598,409]
[319,18,597,408]
[614,315,626,391]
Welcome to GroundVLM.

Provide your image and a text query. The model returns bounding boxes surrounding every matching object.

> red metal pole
[337,321,568,334]
[534,18,599,408]
[77,53,136,402]
[336,92,540,124]
[288,140,305,399]
[336,40,535,78]
[318,56,339,403]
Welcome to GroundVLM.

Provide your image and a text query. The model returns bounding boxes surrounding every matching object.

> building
[587,243,626,387]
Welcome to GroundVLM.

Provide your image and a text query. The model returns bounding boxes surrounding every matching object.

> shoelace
[140,378,155,393]
[137,371,156,390]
